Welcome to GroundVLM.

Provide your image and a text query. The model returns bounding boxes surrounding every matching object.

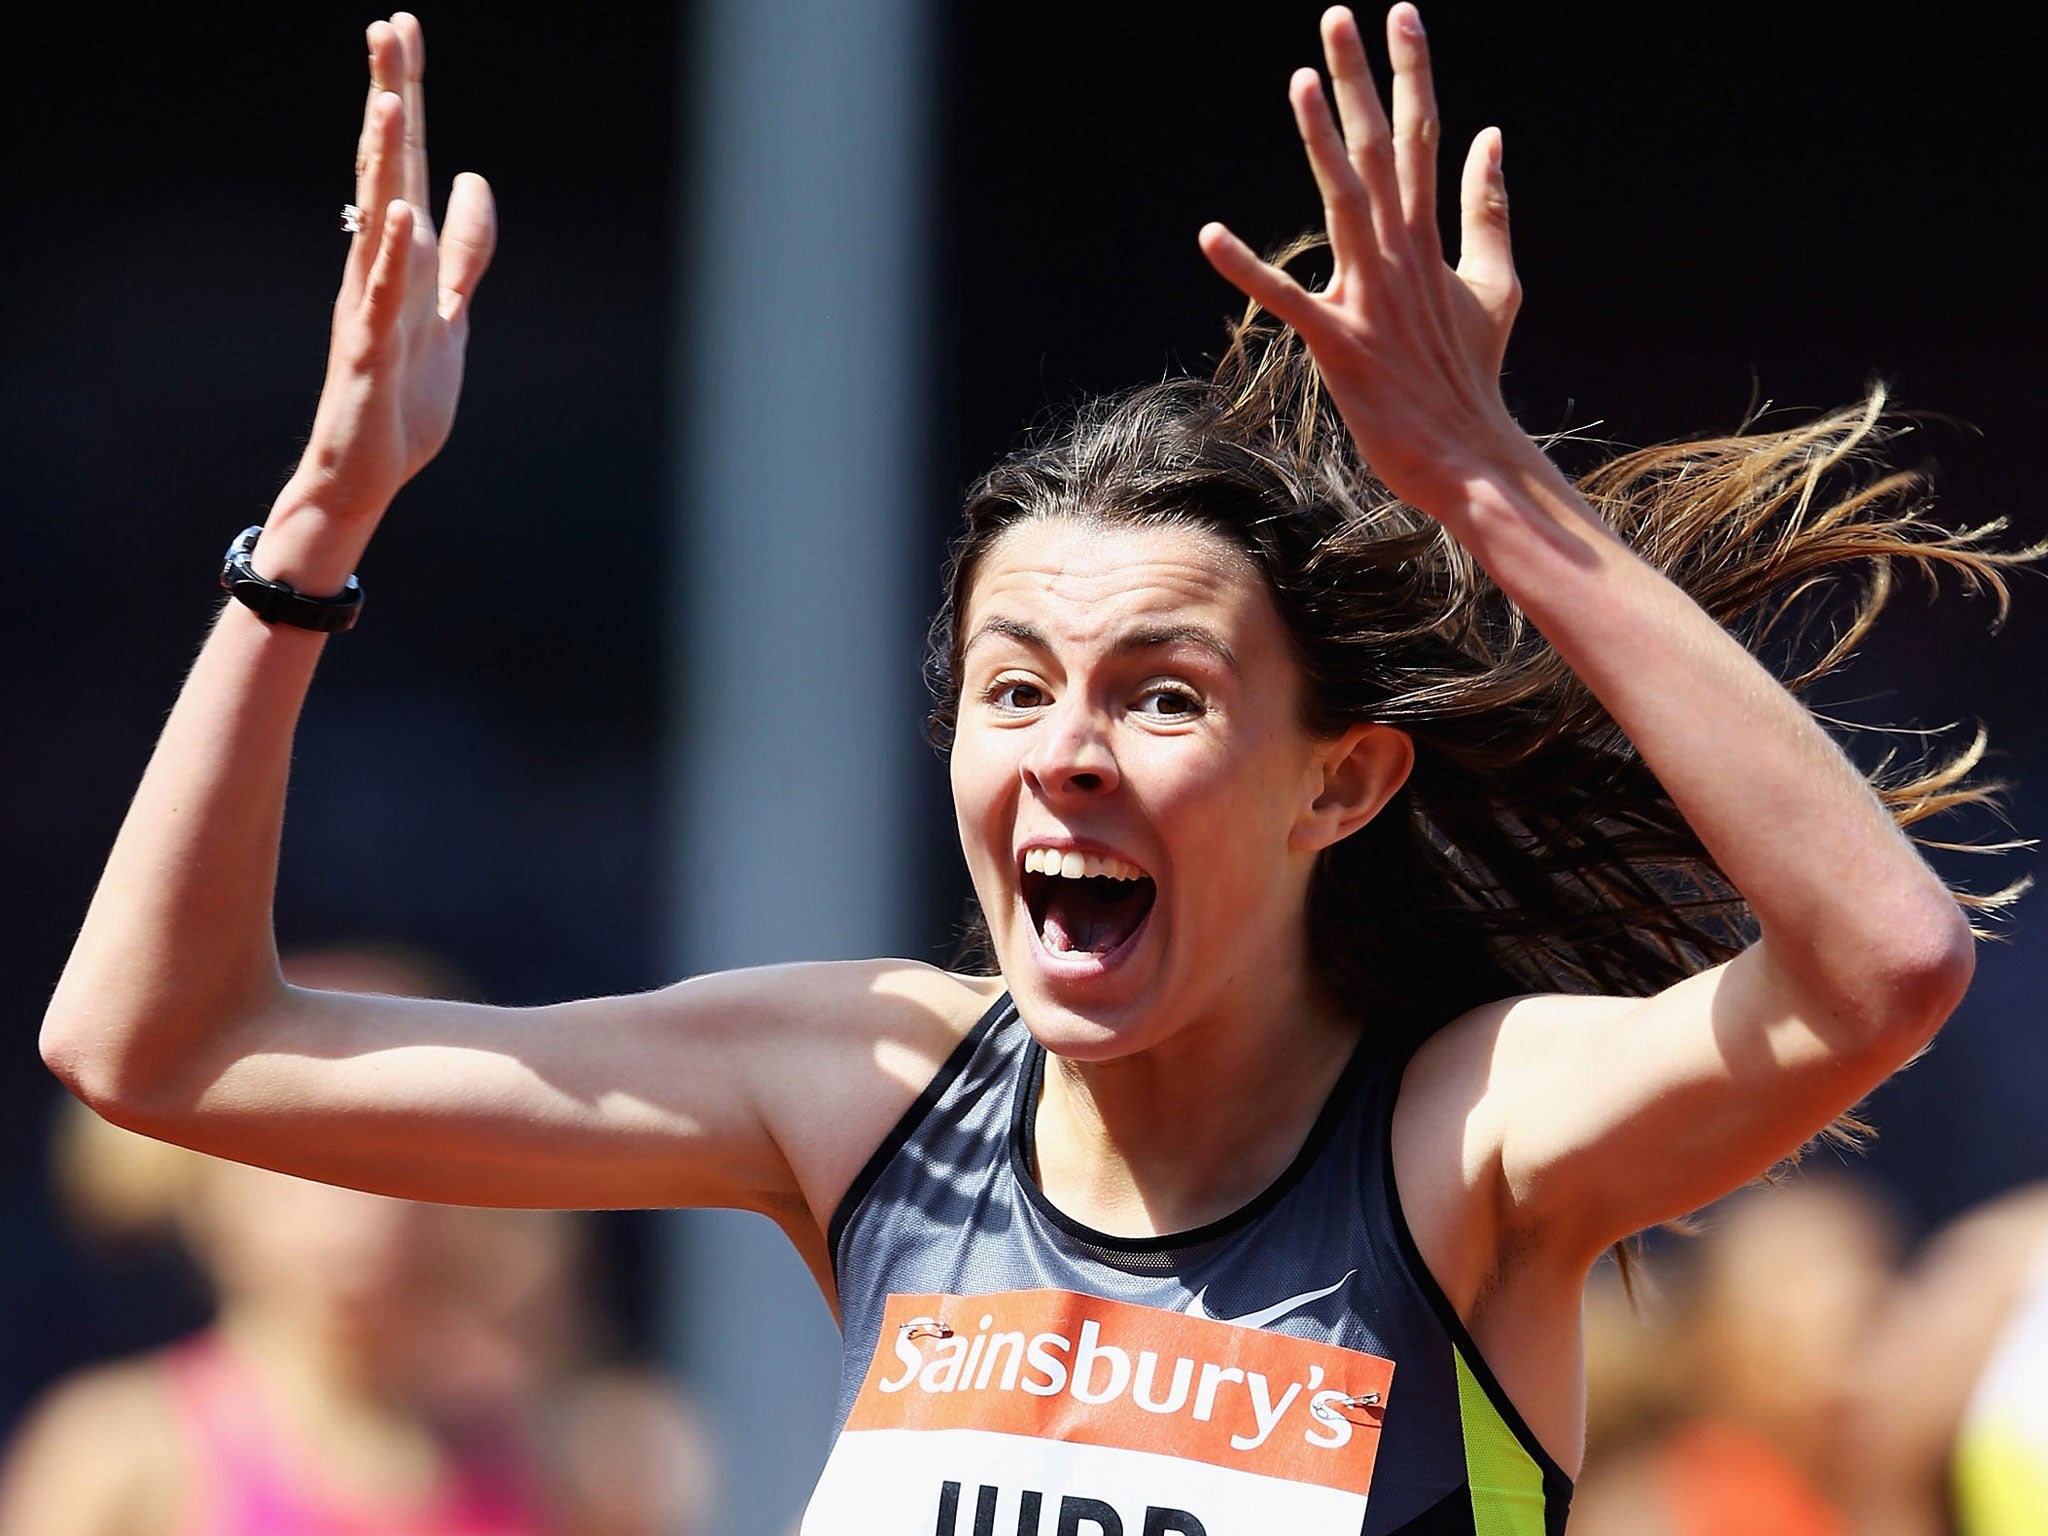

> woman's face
[950,516,1373,1060]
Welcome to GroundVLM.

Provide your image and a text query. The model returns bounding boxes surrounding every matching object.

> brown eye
[1136,687,1202,720]
[990,680,1047,711]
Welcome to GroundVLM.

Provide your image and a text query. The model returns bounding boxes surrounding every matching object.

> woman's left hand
[1199,3,1528,517]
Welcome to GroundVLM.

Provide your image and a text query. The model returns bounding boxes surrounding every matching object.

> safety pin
[1312,1391,1382,1421]
[901,1317,954,1341]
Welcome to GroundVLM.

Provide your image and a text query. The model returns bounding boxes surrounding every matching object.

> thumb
[438,172,498,323]
[1454,128,1520,328]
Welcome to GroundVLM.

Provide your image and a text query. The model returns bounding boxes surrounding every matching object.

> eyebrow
[961,616,1241,675]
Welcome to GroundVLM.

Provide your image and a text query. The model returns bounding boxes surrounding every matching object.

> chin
[1010,991,1149,1061]
[994,918,1176,1064]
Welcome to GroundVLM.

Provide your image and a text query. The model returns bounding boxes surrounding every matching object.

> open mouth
[1020,848,1157,959]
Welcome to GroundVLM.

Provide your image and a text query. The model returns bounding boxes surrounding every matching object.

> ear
[1291,722,1414,854]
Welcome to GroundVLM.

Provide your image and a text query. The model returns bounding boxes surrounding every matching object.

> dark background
[5,0,2043,1436]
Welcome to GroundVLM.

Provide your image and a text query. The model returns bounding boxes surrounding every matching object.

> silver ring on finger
[341,203,365,234]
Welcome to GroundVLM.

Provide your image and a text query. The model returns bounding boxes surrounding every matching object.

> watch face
[222,525,266,583]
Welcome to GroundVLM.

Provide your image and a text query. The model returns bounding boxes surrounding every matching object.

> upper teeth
[1022,848,1146,881]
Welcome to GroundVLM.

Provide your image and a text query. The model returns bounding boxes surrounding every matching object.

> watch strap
[220,525,364,633]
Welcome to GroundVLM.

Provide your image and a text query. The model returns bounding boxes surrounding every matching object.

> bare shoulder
[664,955,1002,1049]
[0,1354,183,1536]
[1388,993,1566,1312]
[1403,989,1636,1105]
[1390,987,1668,1283]
[724,959,1005,1232]
[1872,1179,2048,1371]
[688,955,1002,1098]
[1917,1181,2048,1274]
[5,1352,177,1449]
[1396,990,1635,1146]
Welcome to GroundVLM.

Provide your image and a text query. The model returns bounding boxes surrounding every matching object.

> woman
[41,6,2016,1533]
[4,950,715,1536]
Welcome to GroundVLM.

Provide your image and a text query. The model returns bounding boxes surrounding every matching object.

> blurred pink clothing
[164,1331,554,1536]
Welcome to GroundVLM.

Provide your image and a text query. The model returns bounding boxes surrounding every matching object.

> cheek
[949,735,1015,852]
[1151,741,1316,898]
[1135,729,1298,828]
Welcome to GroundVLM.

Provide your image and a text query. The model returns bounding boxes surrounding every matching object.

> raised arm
[43,13,492,1098]
[1199,6,1975,1265]
[39,17,982,1259]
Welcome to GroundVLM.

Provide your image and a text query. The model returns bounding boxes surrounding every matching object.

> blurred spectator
[0,948,712,1536]
[1844,1182,2048,1536]
[1569,1173,1903,1535]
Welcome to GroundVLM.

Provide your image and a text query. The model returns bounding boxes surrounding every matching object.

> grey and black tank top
[813,994,1572,1536]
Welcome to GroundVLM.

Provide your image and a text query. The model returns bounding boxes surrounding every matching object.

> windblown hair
[927,296,2029,1060]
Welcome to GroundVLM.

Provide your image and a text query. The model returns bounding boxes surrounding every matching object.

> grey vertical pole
[661,2,930,1532]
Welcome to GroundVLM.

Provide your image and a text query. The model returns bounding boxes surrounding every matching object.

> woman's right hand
[283,13,496,539]
[43,6,985,1246]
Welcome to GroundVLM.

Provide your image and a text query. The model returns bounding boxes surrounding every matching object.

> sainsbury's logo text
[880,1311,1363,1452]
[844,1290,1394,1497]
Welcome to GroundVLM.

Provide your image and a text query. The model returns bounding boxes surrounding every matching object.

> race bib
[803,1289,1394,1534]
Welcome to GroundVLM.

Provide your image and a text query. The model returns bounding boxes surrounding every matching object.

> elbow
[41,1013,199,1143]
[41,1000,93,1097]
[40,1003,133,1122]
[41,957,132,1111]
[1774,893,1977,1068]
[42,970,286,1130]
[1863,899,1976,1059]
[40,992,206,1132]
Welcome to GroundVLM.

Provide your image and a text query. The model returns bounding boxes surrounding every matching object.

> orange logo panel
[845,1290,1393,1496]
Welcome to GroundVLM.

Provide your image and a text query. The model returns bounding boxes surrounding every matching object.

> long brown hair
[928,296,2029,1060]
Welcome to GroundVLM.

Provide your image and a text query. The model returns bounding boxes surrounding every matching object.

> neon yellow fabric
[1954,1231,2048,1536]
[1455,1347,1547,1536]
[1955,1420,2048,1536]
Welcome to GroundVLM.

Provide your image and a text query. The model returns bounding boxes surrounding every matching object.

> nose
[1021,699,1120,800]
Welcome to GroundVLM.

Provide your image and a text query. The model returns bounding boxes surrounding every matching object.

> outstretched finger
[1386,4,1442,262]
[362,198,415,343]
[388,13,432,218]
[438,172,497,322]
[1319,8,1398,219]
[347,89,405,297]
[1198,222,1330,341]
[361,19,403,143]
[1289,69,1367,272]
[1455,129,1519,329]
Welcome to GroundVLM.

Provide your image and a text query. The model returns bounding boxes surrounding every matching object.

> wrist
[252,484,382,592]
[1377,407,1549,517]
[1433,434,1607,543]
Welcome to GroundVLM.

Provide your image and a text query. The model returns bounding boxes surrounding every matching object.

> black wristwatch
[219,525,364,632]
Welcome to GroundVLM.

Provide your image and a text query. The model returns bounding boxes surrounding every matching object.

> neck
[213,1303,449,1499]
[1031,976,1362,1239]
[217,1299,403,1413]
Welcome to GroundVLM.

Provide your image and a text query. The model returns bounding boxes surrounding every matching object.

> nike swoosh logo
[1183,1269,1357,1330]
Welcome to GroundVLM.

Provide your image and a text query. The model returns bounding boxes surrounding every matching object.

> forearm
[41,494,377,1117]
[45,10,489,1125]
[1443,439,1971,1028]
[1199,2,1973,1031]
